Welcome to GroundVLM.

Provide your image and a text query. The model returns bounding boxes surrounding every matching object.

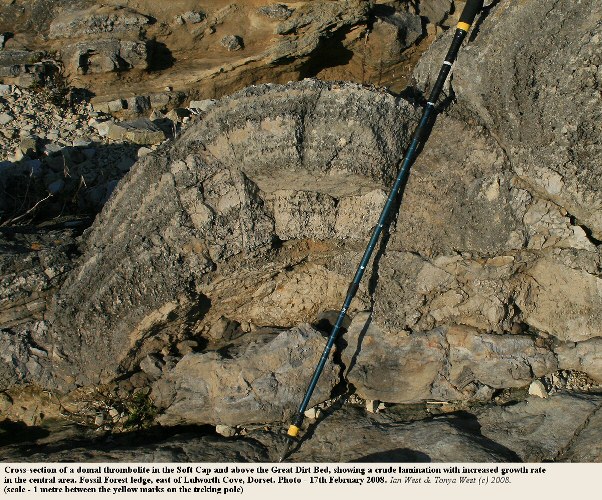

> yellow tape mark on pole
[457,22,471,32]
[287,425,300,437]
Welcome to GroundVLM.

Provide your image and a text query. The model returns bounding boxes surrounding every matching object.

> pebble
[215,424,237,437]
[137,147,152,157]
[528,380,548,398]
[366,400,380,413]
[304,407,321,419]
[0,112,14,125]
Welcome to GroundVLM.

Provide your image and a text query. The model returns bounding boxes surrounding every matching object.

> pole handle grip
[459,0,484,27]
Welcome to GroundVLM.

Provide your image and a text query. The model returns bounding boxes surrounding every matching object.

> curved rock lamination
[1,0,599,428]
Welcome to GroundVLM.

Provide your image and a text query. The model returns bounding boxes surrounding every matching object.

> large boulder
[155,324,340,426]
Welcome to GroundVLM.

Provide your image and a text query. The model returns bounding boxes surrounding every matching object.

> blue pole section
[279,0,483,462]
[296,104,434,414]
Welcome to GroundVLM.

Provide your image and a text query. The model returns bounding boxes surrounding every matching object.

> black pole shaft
[279,0,484,461]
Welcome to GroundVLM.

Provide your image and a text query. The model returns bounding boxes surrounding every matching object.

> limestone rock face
[419,0,602,239]
[42,80,414,389]
[155,325,339,426]
[1,2,600,440]
[342,314,557,404]
[478,393,602,462]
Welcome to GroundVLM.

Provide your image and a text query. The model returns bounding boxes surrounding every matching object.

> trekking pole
[278,0,484,462]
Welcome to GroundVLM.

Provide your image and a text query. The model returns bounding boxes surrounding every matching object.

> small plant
[56,385,157,432]
[30,62,72,109]
[123,391,157,430]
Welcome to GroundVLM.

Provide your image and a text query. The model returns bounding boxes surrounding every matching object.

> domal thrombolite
[0,0,600,463]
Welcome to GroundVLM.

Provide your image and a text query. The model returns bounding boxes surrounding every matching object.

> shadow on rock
[298,28,354,79]
[147,40,175,71]
[0,142,146,228]
[0,420,50,447]
[442,410,522,462]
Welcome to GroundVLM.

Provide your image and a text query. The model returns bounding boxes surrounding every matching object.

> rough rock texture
[46,80,414,389]
[0,228,77,330]
[559,403,602,462]
[61,40,149,75]
[418,1,453,25]
[478,393,602,462]
[155,325,339,426]
[283,405,517,462]
[1,1,601,460]
[31,24,602,410]
[418,0,602,237]
[0,0,440,101]
[0,427,271,462]
[555,339,602,383]
[342,314,556,403]
[48,5,151,40]
[2,391,601,462]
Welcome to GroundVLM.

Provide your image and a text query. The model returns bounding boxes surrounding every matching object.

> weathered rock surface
[27,54,602,406]
[342,314,556,403]
[478,393,602,462]
[105,117,166,145]
[155,324,339,426]
[1,0,601,464]
[45,80,413,389]
[291,405,517,462]
[419,0,602,239]
[0,0,440,102]
[61,39,148,75]
[418,1,453,25]
[48,5,151,40]
[3,390,602,462]
[0,426,271,462]
[559,402,602,462]
[0,227,77,330]
[555,339,602,383]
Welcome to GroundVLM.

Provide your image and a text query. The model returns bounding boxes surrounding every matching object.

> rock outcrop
[45,79,413,390]
[0,1,446,102]
[35,0,602,417]
[1,0,601,462]
[2,393,600,463]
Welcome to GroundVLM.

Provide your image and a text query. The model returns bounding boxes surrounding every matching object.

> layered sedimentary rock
[1,0,600,432]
